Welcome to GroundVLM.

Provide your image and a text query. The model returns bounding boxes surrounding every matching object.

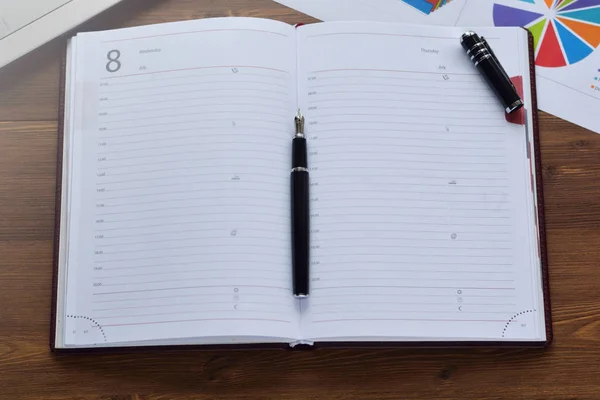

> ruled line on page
[314,270,513,275]
[91,292,289,304]
[305,74,481,83]
[97,171,286,185]
[99,95,291,109]
[99,260,290,272]
[307,82,491,91]
[311,318,507,324]
[99,109,289,125]
[97,188,289,201]
[94,251,291,264]
[311,310,517,316]
[96,157,288,171]
[100,65,291,80]
[98,148,289,163]
[93,308,291,320]
[93,284,290,296]
[92,301,293,312]
[103,102,290,116]
[98,235,288,248]
[106,87,288,102]
[311,285,515,291]
[96,243,286,256]
[102,318,292,328]
[98,116,288,132]
[98,276,290,287]
[101,72,287,87]
[314,293,517,300]
[95,269,291,280]
[95,219,291,233]
[100,79,288,95]
[102,227,287,239]
[308,67,480,75]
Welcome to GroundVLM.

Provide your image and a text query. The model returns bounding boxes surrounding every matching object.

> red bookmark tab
[505,76,525,125]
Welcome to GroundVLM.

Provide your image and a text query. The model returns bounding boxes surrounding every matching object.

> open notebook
[52,17,551,350]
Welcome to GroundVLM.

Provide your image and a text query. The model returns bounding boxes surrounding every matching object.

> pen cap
[460,31,524,114]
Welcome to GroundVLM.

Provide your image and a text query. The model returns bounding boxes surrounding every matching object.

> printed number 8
[106,50,121,73]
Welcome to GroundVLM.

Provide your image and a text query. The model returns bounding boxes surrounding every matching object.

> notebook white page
[59,17,301,347]
[296,22,545,342]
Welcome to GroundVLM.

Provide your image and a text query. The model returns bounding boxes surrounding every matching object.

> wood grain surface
[1,1,599,399]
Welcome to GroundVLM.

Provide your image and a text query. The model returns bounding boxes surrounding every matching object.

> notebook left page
[57,17,300,348]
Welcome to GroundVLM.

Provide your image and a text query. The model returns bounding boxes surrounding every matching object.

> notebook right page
[296,22,546,342]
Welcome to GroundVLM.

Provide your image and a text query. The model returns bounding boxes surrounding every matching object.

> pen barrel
[291,170,310,297]
[292,137,308,169]
[476,56,523,114]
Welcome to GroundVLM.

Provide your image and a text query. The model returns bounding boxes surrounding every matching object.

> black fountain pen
[291,110,309,297]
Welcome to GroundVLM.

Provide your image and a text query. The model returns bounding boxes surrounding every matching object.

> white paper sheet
[275,0,600,134]
[0,0,124,69]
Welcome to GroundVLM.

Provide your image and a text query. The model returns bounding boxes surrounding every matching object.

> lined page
[296,23,544,341]
[63,18,299,346]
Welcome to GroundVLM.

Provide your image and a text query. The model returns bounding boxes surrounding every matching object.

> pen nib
[295,109,305,135]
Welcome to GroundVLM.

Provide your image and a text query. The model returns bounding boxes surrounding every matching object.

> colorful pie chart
[493,0,600,67]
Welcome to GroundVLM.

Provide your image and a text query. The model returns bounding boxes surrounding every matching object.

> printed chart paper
[401,0,454,14]
[274,0,471,25]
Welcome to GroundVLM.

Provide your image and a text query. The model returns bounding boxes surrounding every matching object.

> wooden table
[1,0,599,399]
